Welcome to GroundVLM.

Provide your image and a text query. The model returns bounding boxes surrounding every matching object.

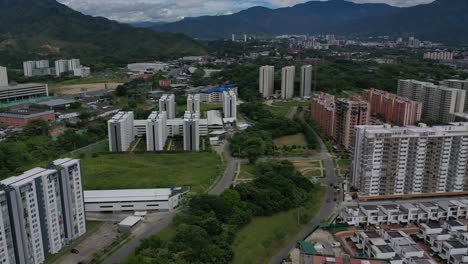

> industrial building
[222,90,237,119]
[352,123,468,197]
[0,158,85,264]
[281,66,295,99]
[183,112,200,152]
[333,97,370,150]
[364,88,422,126]
[84,187,188,212]
[300,65,312,98]
[0,108,55,127]
[159,94,176,119]
[146,111,167,151]
[108,111,135,152]
[398,79,465,123]
[0,83,49,103]
[127,62,168,72]
[259,65,275,97]
[187,94,201,113]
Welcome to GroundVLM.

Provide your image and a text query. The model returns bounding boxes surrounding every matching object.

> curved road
[103,142,238,264]
[269,111,341,264]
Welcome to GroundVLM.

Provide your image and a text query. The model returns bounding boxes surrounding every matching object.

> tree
[23,119,49,137]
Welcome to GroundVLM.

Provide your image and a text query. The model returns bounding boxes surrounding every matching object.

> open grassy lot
[81,152,223,193]
[268,101,311,118]
[238,162,258,179]
[274,133,308,147]
[231,187,326,264]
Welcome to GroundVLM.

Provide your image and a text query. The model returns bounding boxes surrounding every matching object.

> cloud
[57,0,435,23]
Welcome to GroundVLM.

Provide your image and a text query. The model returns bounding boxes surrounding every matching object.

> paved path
[269,111,342,264]
[103,142,238,263]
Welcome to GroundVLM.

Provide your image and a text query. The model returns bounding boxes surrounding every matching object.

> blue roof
[201,84,236,94]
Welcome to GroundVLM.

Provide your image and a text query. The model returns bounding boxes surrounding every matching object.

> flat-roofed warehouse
[83,187,189,212]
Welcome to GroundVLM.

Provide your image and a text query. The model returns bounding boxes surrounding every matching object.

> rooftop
[84,188,178,203]
[0,108,54,118]
[0,83,47,90]
[36,98,75,107]
[201,84,236,94]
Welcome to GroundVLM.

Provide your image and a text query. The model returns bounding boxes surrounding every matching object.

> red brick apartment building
[364,88,422,126]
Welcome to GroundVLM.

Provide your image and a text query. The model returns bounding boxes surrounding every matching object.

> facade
[0,108,55,127]
[0,83,49,103]
[398,80,465,123]
[0,158,85,264]
[83,188,188,212]
[73,66,91,77]
[183,113,200,152]
[352,123,468,197]
[222,90,237,119]
[442,79,468,113]
[0,66,8,86]
[259,65,275,97]
[364,88,422,126]
[55,59,81,76]
[424,51,454,61]
[146,111,167,151]
[187,94,200,113]
[159,94,176,119]
[300,65,312,98]
[333,97,370,150]
[199,84,237,103]
[23,60,51,77]
[311,93,336,137]
[108,111,135,152]
[281,66,295,99]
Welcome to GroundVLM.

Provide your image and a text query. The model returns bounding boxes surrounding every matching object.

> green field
[273,133,308,147]
[231,187,326,264]
[304,169,323,178]
[268,101,310,118]
[238,162,258,179]
[81,152,223,192]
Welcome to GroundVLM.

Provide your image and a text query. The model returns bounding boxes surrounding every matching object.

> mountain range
[0,0,205,67]
[153,0,468,45]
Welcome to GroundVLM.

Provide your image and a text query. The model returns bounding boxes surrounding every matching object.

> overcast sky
[57,0,435,23]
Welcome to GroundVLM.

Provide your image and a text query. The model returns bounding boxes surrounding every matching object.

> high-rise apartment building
[55,59,81,76]
[300,65,312,98]
[441,79,468,113]
[67,59,80,72]
[108,111,135,152]
[222,90,237,119]
[23,60,51,77]
[333,97,370,149]
[146,111,167,151]
[259,65,275,97]
[398,80,466,123]
[183,113,200,152]
[364,88,422,126]
[187,94,200,113]
[281,66,295,99]
[0,66,8,86]
[159,94,176,119]
[352,124,468,197]
[423,51,453,61]
[0,158,85,264]
[311,93,336,138]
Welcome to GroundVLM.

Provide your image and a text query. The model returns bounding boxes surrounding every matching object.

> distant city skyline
[58,0,435,23]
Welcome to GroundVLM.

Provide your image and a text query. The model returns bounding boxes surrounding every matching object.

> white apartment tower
[23,61,50,77]
[183,113,200,152]
[398,79,466,123]
[146,111,167,151]
[352,124,468,197]
[67,59,80,72]
[54,60,68,76]
[0,66,8,86]
[441,79,468,113]
[281,66,295,99]
[23,61,35,77]
[187,94,201,113]
[0,158,86,264]
[159,94,176,119]
[300,65,312,98]
[259,65,274,97]
[222,90,237,119]
[108,111,135,152]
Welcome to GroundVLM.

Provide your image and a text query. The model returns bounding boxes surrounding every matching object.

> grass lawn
[304,169,323,178]
[81,152,223,193]
[268,101,311,118]
[231,186,326,264]
[337,159,352,169]
[238,162,258,179]
[274,133,308,147]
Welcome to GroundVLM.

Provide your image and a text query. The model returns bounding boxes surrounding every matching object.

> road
[103,142,238,264]
[269,111,342,264]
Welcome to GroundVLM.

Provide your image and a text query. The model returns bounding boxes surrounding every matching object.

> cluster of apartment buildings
[23,59,90,77]
[259,64,312,99]
[423,51,454,61]
[0,158,85,264]
[108,91,237,152]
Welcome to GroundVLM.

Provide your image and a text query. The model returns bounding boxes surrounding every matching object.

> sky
[57,0,435,23]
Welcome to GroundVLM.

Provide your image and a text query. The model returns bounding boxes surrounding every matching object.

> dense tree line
[0,119,107,178]
[126,160,316,264]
